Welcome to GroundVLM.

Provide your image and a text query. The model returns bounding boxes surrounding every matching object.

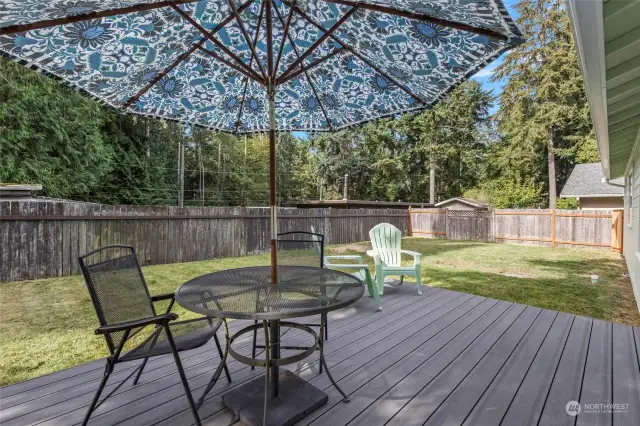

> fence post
[492,209,496,242]
[408,206,413,236]
[324,207,332,245]
[444,209,449,240]
[551,209,556,248]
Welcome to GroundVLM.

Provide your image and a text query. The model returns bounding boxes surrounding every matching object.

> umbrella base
[222,370,327,426]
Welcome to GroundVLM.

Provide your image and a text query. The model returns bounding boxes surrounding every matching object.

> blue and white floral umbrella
[0,0,521,277]
[0,0,521,133]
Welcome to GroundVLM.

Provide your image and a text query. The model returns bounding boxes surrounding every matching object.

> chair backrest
[78,245,156,353]
[369,223,402,266]
[277,231,324,268]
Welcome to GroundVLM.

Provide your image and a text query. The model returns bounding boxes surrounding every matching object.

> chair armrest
[324,255,364,266]
[151,292,176,313]
[150,292,175,302]
[325,263,369,270]
[400,250,421,258]
[400,250,421,266]
[367,250,382,265]
[95,313,178,335]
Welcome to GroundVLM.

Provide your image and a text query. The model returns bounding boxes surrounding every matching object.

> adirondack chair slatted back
[369,223,402,266]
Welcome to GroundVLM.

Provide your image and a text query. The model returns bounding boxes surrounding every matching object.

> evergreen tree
[491,0,598,208]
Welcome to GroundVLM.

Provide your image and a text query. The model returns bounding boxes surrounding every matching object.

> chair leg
[213,334,231,383]
[165,325,202,426]
[319,314,349,403]
[375,267,384,296]
[262,321,270,426]
[416,268,422,296]
[82,361,113,426]
[319,313,326,374]
[132,357,148,385]
[399,275,404,285]
[323,314,328,341]
[370,279,382,311]
[251,319,258,371]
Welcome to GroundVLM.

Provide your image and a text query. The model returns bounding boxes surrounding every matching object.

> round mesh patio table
[176,266,364,320]
[175,266,364,426]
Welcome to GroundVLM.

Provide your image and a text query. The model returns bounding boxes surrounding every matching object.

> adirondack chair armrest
[367,250,383,266]
[324,255,364,266]
[324,263,369,270]
[400,250,422,266]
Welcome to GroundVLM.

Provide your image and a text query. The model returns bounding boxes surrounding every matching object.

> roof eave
[566,0,611,178]
[560,193,623,198]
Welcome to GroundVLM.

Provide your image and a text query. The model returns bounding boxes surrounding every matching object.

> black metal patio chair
[78,245,231,426]
[251,231,328,371]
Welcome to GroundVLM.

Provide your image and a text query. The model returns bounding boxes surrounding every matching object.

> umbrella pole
[268,84,277,284]
[268,83,280,398]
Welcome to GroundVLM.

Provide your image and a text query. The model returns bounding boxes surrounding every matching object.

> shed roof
[435,197,490,209]
[560,163,624,198]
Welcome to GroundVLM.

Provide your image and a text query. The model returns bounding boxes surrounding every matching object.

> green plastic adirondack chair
[367,223,422,296]
[311,226,381,311]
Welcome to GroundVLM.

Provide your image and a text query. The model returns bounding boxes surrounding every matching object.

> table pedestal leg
[222,319,328,426]
[270,319,280,397]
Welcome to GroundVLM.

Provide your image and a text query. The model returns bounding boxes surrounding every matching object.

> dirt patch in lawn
[433,259,475,269]
[331,244,369,254]
[611,266,640,326]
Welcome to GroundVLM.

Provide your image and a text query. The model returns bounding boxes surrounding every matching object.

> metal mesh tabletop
[175,266,364,320]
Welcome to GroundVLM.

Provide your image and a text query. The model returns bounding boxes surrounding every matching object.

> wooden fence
[410,208,623,252]
[0,200,408,283]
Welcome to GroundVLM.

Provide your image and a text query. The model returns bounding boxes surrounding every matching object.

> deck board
[578,319,612,426]
[500,312,574,425]
[1,285,639,426]
[612,323,640,426]
[461,309,558,426]
[538,315,592,426]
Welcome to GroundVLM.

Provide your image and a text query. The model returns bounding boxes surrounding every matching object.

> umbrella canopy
[0,1,522,133]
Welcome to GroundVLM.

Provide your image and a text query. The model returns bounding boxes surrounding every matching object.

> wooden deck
[1,285,640,426]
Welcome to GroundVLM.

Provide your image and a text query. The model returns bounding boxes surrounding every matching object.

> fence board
[0,201,408,283]
[3,201,619,283]
[0,202,10,281]
[410,208,618,252]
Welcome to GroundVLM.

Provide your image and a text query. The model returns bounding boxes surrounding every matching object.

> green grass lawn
[1,238,638,387]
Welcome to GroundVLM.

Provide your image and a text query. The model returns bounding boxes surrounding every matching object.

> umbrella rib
[273,0,297,79]
[0,0,199,36]
[169,3,265,85]
[273,4,334,130]
[266,0,274,79]
[278,47,345,85]
[316,0,509,40]
[279,7,357,82]
[284,3,428,106]
[122,0,254,109]
[236,1,267,133]
[196,45,263,84]
[226,0,269,82]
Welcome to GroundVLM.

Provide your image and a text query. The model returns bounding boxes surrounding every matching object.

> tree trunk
[177,142,184,208]
[429,154,436,204]
[217,141,222,194]
[547,128,557,209]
